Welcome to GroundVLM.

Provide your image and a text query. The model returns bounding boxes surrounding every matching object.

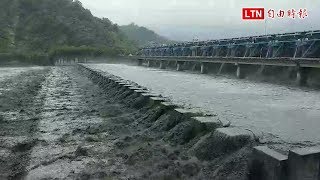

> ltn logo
[242,8,265,20]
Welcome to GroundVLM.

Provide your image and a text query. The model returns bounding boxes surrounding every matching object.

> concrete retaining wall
[77,63,257,152]
[250,145,320,180]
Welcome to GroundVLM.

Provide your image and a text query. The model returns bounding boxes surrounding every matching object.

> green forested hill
[0,0,136,58]
[120,23,172,47]
[0,0,17,52]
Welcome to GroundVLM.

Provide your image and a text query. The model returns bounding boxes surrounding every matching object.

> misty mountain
[120,23,173,47]
[151,22,319,42]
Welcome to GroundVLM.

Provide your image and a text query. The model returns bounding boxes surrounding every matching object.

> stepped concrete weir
[78,63,320,179]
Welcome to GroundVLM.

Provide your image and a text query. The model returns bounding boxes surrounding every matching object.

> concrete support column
[288,146,320,180]
[159,60,166,69]
[147,60,152,67]
[191,63,197,71]
[257,65,265,75]
[200,63,207,74]
[251,146,288,180]
[176,62,183,71]
[296,66,310,86]
[236,63,245,79]
[218,63,225,75]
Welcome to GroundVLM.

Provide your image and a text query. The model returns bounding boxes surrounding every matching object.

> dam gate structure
[137,30,320,86]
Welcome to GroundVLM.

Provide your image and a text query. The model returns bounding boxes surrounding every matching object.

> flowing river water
[87,63,320,147]
[0,64,319,179]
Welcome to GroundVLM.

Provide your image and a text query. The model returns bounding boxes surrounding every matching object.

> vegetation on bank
[0,0,138,65]
[49,46,126,59]
[0,52,50,66]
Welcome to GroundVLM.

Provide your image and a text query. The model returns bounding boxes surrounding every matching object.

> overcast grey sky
[80,0,320,41]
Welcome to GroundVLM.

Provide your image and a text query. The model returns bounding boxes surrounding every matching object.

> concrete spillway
[85,63,320,149]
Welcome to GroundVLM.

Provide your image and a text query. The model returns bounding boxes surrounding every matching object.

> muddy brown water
[86,63,320,151]
[0,66,251,179]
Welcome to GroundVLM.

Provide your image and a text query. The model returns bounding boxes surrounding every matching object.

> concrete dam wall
[139,59,320,88]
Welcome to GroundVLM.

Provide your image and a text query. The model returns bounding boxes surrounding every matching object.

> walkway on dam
[86,63,320,148]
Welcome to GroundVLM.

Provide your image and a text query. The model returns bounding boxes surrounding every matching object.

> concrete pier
[55,58,79,66]
[159,60,166,69]
[296,67,310,86]
[200,63,207,74]
[252,146,288,180]
[251,145,320,180]
[218,63,225,75]
[176,62,183,71]
[236,63,245,79]
[147,60,152,67]
[88,63,320,145]
[288,146,320,180]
